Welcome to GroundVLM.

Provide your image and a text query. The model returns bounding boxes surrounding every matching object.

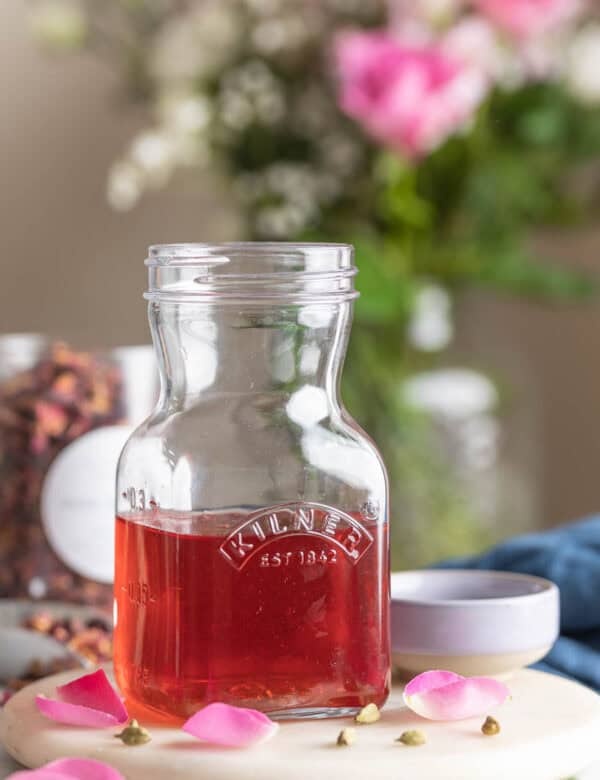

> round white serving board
[1,668,600,780]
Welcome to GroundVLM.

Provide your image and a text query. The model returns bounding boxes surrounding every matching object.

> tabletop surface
[2,667,600,780]
[7,751,598,779]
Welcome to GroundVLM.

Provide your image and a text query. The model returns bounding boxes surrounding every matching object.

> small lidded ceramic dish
[391,570,560,678]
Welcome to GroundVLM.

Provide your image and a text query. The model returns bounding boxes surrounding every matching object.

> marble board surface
[1,668,600,780]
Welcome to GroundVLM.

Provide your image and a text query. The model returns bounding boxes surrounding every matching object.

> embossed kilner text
[219,502,373,570]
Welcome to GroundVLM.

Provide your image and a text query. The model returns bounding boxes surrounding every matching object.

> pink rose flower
[474,0,582,40]
[335,32,487,159]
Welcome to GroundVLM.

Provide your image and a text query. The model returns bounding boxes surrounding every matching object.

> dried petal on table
[403,670,510,721]
[182,702,279,748]
[35,669,128,728]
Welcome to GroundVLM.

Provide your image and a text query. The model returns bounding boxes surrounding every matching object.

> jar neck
[149,302,352,408]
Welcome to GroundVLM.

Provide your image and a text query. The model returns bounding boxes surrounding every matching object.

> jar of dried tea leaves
[0,335,156,607]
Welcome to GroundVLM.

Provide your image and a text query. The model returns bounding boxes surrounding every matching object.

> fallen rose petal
[182,702,279,747]
[55,669,126,718]
[404,670,463,698]
[5,772,67,780]
[404,671,509,720]
[40,758,125,780]
[35,697,122,728]
[35,669,128,727]
[7,758,125,780]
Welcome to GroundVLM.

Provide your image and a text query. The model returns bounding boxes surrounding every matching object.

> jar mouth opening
[145,242,358,302]
[147,242,353,264]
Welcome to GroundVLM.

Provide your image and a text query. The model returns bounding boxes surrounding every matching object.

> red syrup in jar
[113,506,390,722]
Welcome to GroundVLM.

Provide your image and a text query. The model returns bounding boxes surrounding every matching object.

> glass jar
[393,367,540,568]
[0,335,156,607]
[114,243,390,721]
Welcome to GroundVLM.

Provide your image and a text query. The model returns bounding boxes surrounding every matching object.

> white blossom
[420,0,465,23]
[407,285,453,352]
[255,91,286,123]
[251,15,310,54]
[252,18,290,53]
[218,62,286,130]
[150,3,241,83]
[518,29,569,83]
[220,91,255,131]
[240,160,342,237]
[256,207,295,237]
[403,369,498,419]
[107,161,142,211]
[29,0,87,49]
[160,94,212,134]
[319,133,362,176]
[566,23,600,104]
[129,131,176,187]
[444,16,510,84]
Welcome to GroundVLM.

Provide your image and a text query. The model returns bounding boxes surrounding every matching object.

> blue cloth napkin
[437,515,600,691]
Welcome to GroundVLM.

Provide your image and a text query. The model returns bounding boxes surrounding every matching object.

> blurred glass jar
[391,367,540,569]
[0,335,157,607]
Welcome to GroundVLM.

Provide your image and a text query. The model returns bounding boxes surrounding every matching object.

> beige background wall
[0,2,236,348]
[1,1,599,530]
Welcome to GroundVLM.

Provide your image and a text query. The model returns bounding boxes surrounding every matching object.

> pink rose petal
[6,772,68,780]
[54,670,126,718]
[404,670,510,721]
[35,698,123,728]
[7,758,125,780]
[35,669,128,728]
[404,670,463,697]
[475,0,581,40]
[182,702,279,748]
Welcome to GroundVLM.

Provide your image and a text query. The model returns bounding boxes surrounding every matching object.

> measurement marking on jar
[360,499,380,521]
[124,581,157,606]
[122,487,159,512]
[259,548,338,568]
[133,665,151,686]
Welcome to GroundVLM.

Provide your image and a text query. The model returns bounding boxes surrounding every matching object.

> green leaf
[473,240,595,300]
[351,236,417,324]
[374,153,434,233]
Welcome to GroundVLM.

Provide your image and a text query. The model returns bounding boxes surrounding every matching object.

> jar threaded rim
[145,242,358,303]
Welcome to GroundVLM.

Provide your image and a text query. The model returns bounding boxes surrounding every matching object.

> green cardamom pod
[115,719,152,746]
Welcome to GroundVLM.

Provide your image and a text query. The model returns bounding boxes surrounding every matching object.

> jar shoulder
[119,401,383,463]
[116,395,388,509]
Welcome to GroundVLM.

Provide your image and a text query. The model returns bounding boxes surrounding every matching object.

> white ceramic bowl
[391,569,560,678]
